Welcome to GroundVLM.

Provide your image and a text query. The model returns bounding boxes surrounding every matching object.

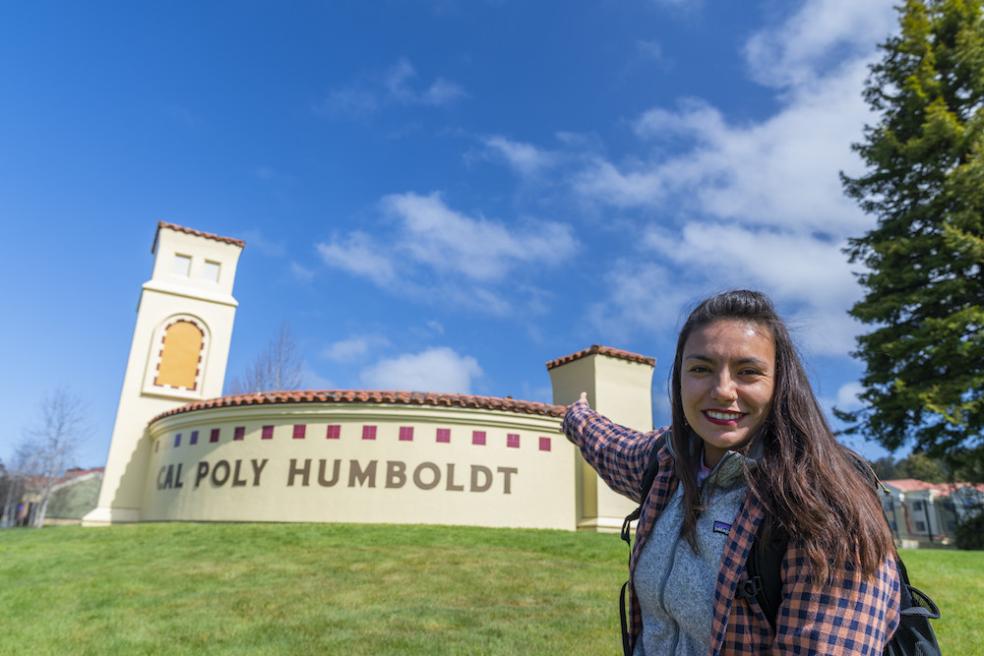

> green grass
[0,524,979,655]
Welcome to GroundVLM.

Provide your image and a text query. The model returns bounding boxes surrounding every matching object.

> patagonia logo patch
[712,521,731,535]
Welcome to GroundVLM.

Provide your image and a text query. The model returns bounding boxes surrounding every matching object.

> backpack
[618,440,942,656]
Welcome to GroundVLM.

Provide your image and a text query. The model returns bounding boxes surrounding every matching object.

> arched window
[154,320,204,390]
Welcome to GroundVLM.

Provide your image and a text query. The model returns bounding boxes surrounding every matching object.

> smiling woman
[563,290,900,656]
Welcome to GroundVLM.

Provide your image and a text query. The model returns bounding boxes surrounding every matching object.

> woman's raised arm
[562,392,668,504]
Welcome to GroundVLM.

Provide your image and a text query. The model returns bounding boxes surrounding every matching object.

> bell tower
[83,222,244,525]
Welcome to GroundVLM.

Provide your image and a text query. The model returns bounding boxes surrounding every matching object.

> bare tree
[19,389,87,528]
[227,323,305,394]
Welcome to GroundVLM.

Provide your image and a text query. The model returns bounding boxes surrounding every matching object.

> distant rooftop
[545,344,655,370]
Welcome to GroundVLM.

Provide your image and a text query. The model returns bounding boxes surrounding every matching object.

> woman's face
[680,319,776,467]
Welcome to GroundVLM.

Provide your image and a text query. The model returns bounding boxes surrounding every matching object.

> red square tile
[436,428,451,443]
[362,425,377,440]
[472,430,486,446]
[507,433,520,448]
[293,424,306,439]
[262,425,274,440]
[233,426,245,441]
[326,424,341,439]
[399,426,414,441]
[539,436,551,452]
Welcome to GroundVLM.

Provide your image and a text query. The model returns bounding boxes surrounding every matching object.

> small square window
[507,433,520,449]
[202,260,221,283]
[326,424,341,439]
[436,428,451,443]
[174,433,182,448]
[399,426,414,441]
[293,424,306,439]
[362,425,377,440]
[261,425,274,440]
[209,428,220,443]
[538,437,551,452]
[172,253,192,276]
[472,430,486,446]
[189,430,199,445]
[233,426,246,441]
[915,521,927,533]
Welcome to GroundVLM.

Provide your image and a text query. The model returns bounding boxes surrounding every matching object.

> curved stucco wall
[142,400,576,530]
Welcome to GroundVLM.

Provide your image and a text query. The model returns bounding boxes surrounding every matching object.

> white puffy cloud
[316,231,396,287]
[359,347,483,393]
[744,0,897,88]
[381,191,577,282]
[835,381,865,411]
[482,135,557,177]
[572,0,900,356]
[322,335,391,363]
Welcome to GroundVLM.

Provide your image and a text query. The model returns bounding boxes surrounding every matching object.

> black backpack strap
[618,432,667,655]
[741,519,786,632]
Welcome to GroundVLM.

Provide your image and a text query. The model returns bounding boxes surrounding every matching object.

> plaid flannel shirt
[562,400,900,656]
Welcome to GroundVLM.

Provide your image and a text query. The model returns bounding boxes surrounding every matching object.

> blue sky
[0,0,906,468]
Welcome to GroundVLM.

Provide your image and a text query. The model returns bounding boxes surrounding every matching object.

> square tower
[547,345,655,532]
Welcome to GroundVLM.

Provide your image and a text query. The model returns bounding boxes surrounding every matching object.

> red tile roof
[151,390,566,425]
[154,221,246,251]
[545,344,655,370]
[883,479,939,492]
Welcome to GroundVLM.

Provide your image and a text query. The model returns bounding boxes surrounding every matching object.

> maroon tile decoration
[362,425,377,440]
[507,433,520,448]
[233,426,245,441]
[399,426,414,441]
[210,428,220,443]
[472,430,486,446]
[326,424,341,439]
[174,433,181,447]
[261,425,274,440]
[189,430,199,445]
[436,428,451,443]
[539,436,551,452]
[293,424,306,439]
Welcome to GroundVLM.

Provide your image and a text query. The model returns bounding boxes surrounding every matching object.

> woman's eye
[688,366,709,373]
[739,368,762,377]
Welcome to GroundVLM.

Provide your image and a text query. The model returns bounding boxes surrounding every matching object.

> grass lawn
[0,524,979,655]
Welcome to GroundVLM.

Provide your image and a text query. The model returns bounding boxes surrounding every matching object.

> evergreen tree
[839,0,984,478]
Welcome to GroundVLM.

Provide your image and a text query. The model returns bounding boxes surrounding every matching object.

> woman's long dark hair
[670,290,894,582]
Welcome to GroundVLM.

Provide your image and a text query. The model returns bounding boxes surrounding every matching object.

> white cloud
[289,261,314,282]
[744,0,897,88]
[322,335,389,363]
[644,223,858,307]
[568,0,901,356]
[321,57,465,117]
[316,231,396,287]
[359,347,482,393]
[381,191,577,282]
[482,135,556,177]
[587,260,699,341]
[835,381,865,411]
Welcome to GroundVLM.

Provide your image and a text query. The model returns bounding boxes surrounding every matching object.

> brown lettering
[386,461,406,488]
[413,462,441,490]
[287,458,311,487]
[349,459,377,488]
[318,459,340,487]
[497,466,518,494]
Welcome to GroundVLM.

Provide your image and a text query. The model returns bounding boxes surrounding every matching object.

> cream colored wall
[84,228,242,526]
[549,352,655,532]
[141,404,575,530]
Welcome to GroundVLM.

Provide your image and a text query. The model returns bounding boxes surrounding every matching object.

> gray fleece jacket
[632,440,753,656]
